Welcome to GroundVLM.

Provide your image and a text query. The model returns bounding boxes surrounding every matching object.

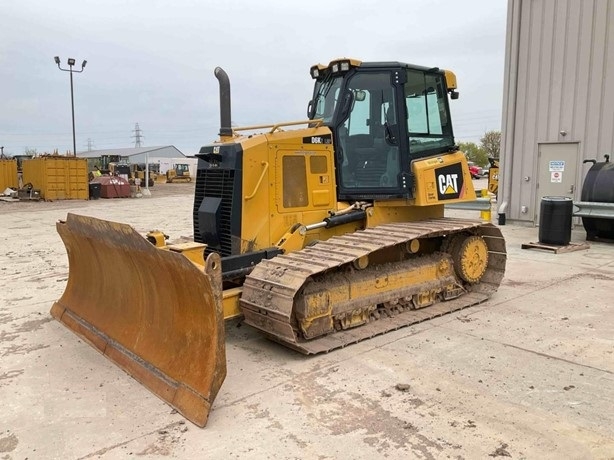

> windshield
[311,75,344,123]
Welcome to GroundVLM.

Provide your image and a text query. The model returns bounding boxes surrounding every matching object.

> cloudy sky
[0,0,507,156]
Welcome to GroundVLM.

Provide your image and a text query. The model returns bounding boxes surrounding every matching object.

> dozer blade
[51,213,226,427]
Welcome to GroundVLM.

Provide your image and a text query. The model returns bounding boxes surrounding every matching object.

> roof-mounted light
[328,58,359,75]
[310,63,326,79]
[310,58,362,78]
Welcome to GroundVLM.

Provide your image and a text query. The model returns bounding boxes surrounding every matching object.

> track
[240,218,506,354]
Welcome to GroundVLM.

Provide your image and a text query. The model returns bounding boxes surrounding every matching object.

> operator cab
[308,58,459,201]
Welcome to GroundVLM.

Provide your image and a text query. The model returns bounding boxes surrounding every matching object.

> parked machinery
[130,163,156,187]
[107,162,131,181]
[166,163,191,183]
[487,157,499,197]
[580,154,614,240]
[51,58,507,427]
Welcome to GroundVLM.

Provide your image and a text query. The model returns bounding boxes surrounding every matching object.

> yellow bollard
[480,189,492,222]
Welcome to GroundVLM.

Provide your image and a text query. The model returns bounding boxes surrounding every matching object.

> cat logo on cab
[435,163,464,200]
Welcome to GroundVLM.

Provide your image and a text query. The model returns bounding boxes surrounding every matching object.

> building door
[535,143,578,225]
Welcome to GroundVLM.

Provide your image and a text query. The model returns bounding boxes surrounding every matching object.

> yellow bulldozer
[487,157,500,197]
[166,163,192,182]
[51,58,507,427]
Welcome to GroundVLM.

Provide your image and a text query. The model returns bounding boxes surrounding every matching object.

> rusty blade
[51,213,226,427]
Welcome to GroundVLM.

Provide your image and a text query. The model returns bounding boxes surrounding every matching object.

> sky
[0,0,508,157]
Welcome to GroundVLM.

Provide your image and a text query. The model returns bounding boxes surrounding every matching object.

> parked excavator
[51,58,506,428]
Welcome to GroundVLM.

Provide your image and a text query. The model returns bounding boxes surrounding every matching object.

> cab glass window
[405,70,453,155]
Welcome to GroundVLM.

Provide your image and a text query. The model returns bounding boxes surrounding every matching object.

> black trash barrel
[581,160,614,240]
[539,196,572,245]
[89,182,101,200]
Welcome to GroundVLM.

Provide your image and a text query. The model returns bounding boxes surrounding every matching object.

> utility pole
[132,123,144,147]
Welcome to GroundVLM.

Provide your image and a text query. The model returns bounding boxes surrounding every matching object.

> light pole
[54,56,87,156]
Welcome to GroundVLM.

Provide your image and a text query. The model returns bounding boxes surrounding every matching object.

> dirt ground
[1,180,613,459]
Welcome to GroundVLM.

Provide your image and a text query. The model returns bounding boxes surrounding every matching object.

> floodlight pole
[54,57,87,156]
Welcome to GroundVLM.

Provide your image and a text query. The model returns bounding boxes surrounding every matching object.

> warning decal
[549,160,565,172]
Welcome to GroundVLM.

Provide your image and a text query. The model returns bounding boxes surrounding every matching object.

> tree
[480,130,501,159]
[457,141,488,166]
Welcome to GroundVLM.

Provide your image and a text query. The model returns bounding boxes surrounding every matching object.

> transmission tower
[86,138,95,151]
[132,123,144,147]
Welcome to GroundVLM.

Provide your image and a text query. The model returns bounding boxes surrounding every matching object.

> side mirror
[354,90,366,102]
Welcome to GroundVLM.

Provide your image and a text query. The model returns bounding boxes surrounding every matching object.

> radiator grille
[193,168,236,256]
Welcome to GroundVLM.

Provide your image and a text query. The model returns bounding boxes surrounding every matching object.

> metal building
[500,0,614,225]
[78,146,186,171]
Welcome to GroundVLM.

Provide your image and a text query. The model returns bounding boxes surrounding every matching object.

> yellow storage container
[22,157,89,200]
[0,159,18,191]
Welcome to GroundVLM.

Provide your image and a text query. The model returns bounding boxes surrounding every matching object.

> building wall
[150,157,198,177]
[501,0,614,224]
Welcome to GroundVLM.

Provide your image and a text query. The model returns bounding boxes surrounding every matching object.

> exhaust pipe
[214,67,232,137]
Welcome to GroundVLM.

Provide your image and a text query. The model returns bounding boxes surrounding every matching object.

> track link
[240,218,506,354]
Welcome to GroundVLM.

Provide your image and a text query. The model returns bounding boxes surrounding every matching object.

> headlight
[310,64,325,79]
[330,59,353,74]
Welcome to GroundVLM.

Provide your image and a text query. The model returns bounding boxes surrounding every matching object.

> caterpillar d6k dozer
[52,58,506,427]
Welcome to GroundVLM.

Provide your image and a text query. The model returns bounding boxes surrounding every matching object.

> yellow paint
[276,226,306,254]
[312,189,331,206]
[480,189,492,222]
[167,242,207,266]
[443,70,457,90]
[0,159,18,190]
[22,157,89,200]
[412,152,477,206]
[366,201,443,227]
[298,256,455,336]
[222,287,242,318]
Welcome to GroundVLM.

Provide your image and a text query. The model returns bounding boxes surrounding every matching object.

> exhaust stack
[214,67,232,137]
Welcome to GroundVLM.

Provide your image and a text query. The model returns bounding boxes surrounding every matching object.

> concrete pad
[1,188,613,459]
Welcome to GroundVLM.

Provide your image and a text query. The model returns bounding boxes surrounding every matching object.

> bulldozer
[166,163,192,182]
[487,157,500,197]
[130,163,157,187]
[51,58,506,428]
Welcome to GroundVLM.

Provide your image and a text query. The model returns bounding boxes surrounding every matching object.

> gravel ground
[1,179,613,459]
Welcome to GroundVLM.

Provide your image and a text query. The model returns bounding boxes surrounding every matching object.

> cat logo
[435,163,464,200]
[438,174,459,195]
